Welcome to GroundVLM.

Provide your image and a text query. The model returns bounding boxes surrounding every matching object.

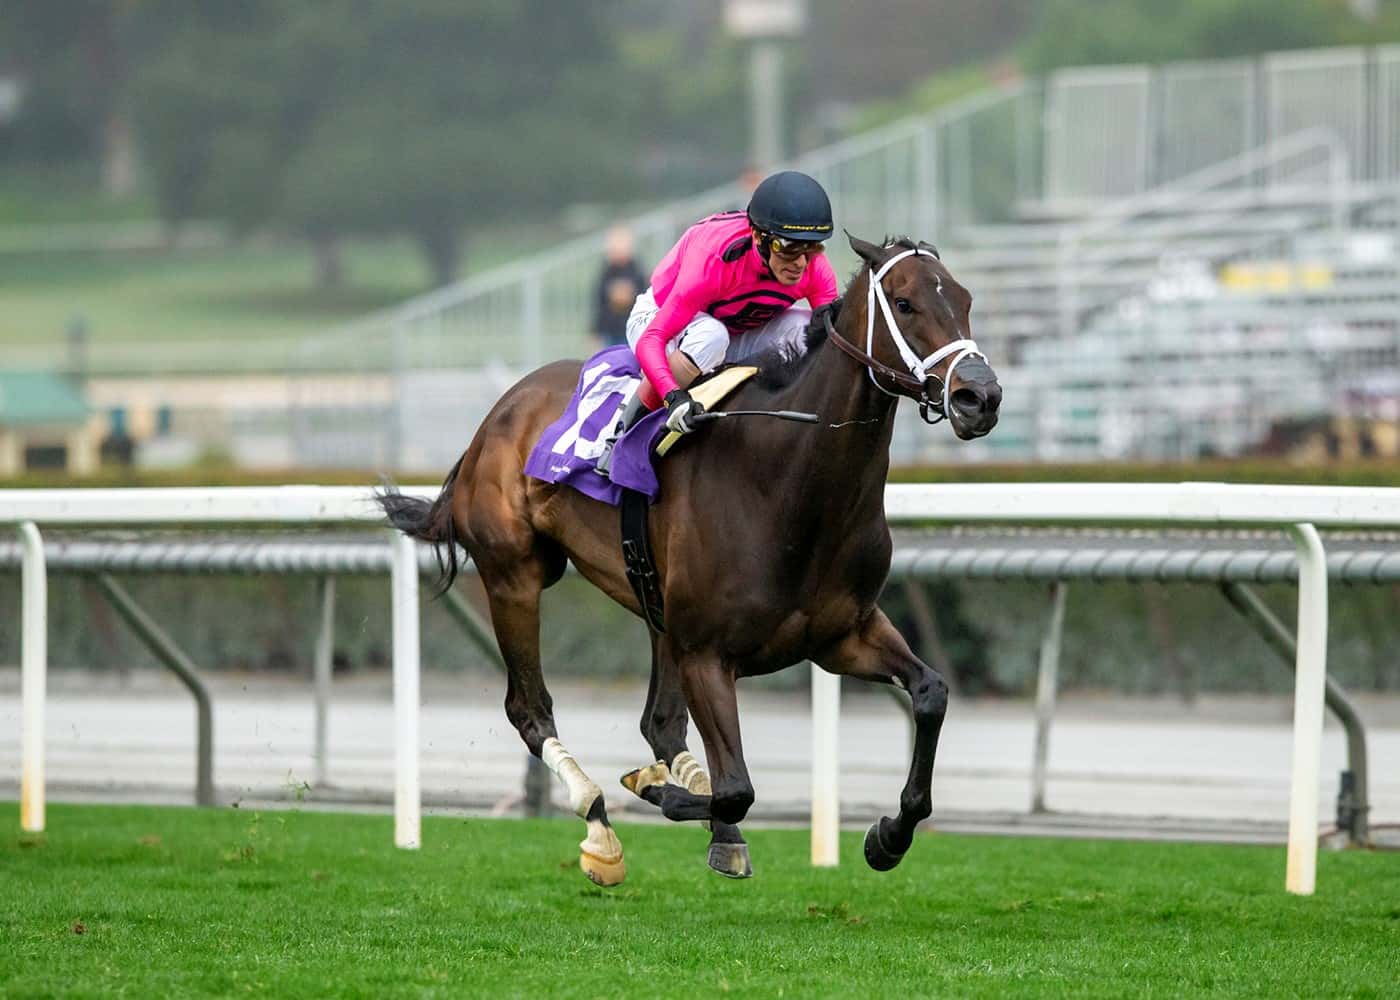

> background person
[592,225,648,350]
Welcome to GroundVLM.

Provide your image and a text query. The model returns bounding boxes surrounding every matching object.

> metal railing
[10,482,1400,892]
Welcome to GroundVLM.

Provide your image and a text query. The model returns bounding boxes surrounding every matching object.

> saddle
[621,364,759,633]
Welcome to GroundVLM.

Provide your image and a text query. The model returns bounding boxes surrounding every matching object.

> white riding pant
[625,287,813,373]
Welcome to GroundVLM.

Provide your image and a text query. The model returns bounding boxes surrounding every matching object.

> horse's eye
[894,298,913,315]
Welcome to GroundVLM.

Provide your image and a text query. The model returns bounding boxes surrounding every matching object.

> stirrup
[595,392,646,477]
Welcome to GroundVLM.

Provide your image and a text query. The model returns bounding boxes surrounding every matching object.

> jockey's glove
[663,389,706,434]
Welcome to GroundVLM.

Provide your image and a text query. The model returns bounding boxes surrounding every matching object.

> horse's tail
[374,453,467,596]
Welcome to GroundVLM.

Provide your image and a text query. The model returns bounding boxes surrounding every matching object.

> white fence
[8,483,1400,893]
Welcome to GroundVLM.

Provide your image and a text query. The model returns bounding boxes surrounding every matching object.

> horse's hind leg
[816,608,949,872]
[478,538,626,887]
[620,636,752,878]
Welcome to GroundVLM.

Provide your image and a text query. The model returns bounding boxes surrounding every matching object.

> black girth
[620,487,666,632]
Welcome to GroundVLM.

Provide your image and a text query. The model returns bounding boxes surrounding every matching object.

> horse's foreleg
[679,653,754,827]
[621,636,751,877]
[817,608,949,872]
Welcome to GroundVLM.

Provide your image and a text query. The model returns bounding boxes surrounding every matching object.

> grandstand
[67,45,1400,471]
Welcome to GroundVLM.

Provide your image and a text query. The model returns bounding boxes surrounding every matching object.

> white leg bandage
[542,738,623,875]
[671,751,713,796]
[542,737,601,818]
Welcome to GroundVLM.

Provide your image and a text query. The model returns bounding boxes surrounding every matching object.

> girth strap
[620,487,666,633]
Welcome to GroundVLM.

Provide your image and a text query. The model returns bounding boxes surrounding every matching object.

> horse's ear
[845,230,885,268]
[917,240,941,259]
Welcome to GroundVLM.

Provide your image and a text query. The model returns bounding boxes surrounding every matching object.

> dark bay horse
[378,234,1001,885]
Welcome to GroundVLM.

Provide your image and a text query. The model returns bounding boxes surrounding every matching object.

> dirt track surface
[3,670,1397,842]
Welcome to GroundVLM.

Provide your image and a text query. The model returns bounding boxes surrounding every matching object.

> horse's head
[846,233,1001,440]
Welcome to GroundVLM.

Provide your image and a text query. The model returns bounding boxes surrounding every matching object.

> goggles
[763,234,826,261]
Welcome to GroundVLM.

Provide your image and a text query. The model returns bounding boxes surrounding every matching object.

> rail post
[1285,523,1328,895]
[313,576,336,789]
[391,532,421,849]
[19,522,46,833]
[811,663,840,866]
[1031,582,1068,813]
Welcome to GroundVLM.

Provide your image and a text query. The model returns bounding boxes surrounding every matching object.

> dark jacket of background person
[592,227,647,348]
[593,257,648,347]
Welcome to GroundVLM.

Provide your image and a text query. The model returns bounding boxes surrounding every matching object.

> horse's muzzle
[944,361,1001,440]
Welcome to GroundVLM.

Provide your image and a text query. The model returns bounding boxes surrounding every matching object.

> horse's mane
[749,235,939,391]
[750,297,840,390]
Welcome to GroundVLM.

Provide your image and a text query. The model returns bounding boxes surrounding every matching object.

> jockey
[596,170,838,471]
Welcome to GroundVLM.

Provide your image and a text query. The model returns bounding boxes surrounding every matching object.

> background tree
[129,1,637,287]
[0,0,141,195]
[1022,0,1381,73]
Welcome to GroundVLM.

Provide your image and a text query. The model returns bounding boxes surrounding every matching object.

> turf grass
[2,803,1398,998]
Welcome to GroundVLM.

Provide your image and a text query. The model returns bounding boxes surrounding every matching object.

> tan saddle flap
[654,365,759,457]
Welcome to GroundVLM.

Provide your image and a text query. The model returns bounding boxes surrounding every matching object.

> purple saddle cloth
[523,345,670,505]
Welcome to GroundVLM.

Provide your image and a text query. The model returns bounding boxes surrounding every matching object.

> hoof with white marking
[706,841,753,879]
[620,761,669,798]
[580,848,627,887]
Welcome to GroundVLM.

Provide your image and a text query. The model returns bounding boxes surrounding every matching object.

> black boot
[595,391,647,477]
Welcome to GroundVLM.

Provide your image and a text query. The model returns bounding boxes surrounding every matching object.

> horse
[377,233,1001,885]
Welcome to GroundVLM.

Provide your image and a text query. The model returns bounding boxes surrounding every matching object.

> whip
[690,409,819,425]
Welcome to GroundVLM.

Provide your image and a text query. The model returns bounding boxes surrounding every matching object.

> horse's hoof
[580,848,627,887]
[620,761,669,797]
[707,841,753,879]
[863,818,906,872]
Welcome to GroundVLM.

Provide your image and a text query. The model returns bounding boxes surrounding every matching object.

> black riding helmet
[746,170,834,243]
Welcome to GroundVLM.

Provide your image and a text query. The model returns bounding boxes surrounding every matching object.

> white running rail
[8,481,1400,893]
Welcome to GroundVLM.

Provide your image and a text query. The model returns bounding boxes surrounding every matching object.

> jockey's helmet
[746,171,834,244]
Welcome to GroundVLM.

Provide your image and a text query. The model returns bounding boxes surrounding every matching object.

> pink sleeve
[805,256,840,309]
[634,255,712,399]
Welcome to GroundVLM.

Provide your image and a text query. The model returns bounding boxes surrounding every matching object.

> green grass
[0,214,564,360]
[0,240,430,349]
[3,804,1398,998]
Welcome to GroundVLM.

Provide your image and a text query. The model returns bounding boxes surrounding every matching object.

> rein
[825,247,986,425]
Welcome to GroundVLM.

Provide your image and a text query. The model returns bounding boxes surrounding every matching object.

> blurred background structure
[4,0,1400,476]
[8,3,1400,845]
[5,4,1400,828]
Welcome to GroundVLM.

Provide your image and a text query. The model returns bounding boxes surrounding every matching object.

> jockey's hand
[664,389,706,434]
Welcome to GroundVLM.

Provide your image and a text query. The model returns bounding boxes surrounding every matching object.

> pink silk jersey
[633,211,839,398]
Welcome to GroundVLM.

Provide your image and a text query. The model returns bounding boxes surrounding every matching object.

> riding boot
[595,391,647,476]
[598,352,702,477]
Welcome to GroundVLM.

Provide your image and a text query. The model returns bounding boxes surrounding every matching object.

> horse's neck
[764,297,898,511]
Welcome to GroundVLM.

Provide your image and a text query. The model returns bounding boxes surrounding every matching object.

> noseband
[823,247,985,425]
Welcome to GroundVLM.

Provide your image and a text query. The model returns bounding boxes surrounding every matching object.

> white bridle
[865,247,985,419]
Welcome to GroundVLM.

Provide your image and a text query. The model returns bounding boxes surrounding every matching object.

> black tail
[374,454,466,595]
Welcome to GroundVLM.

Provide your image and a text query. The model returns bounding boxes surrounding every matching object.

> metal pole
[313,576,336,789]
[389,321,406,472]
[438,587,505,670]
[750,41,783,171]
[1285,523,1328,895]
[19,522,46,833]
[1328,144,1350,231]
[1031,582,1067,813]
[915,123,938,242]
[522,275,543,371]
[810,662,840,866]
[391,532,421,849]
[94,574,214,807]
[1220,581,1369,846]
